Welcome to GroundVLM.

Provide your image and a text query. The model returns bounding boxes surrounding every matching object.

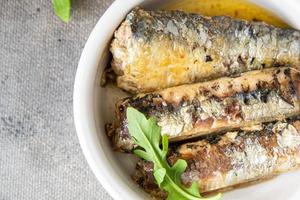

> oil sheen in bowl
[164,0,288,28]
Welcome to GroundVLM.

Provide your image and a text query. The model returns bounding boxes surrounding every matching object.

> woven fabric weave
[0,1,114,199]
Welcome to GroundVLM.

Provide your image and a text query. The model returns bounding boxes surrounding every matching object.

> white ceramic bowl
[73,1,300,199]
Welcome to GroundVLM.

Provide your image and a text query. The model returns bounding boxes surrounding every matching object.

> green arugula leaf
[52,0,71,23]
[127,107,222,200]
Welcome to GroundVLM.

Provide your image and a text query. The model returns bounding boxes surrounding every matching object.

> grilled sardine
[111,8,300,93]
[109,68,300,152]
[133,119,300,199]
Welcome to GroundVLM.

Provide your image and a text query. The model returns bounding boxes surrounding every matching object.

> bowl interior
[80,0,300,199]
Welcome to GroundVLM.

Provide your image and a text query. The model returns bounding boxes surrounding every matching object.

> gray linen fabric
[0,1,114,199]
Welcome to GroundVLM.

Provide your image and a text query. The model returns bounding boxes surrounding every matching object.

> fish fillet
[111,8,300,93]
[109,68,300,152]
[133,119,300,199]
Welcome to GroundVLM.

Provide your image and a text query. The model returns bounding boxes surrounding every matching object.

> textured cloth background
[0,1,114,199]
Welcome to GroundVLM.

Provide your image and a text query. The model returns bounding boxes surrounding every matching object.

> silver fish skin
[133,119,300,199]
[109,68,300,152]
[111,7,300,93]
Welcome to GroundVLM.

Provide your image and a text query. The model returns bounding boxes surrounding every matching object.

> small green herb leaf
[154,168,166,187]
[134,149,152,161]
[126,107,222,200]
[161,134,168,158]
[171,159,187,184]
[52,0,71,23]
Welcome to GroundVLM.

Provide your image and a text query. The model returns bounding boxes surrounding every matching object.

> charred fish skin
[133,120,300,198]
[111,8,300,93]
[111,68,300,152]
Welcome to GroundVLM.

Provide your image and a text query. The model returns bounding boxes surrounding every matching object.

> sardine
[111,8,300,93]
[109,68,300,152]
[133,119,300,199]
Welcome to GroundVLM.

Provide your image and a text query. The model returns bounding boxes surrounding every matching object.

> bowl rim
[73,1,146,199]
[73,1,300,200]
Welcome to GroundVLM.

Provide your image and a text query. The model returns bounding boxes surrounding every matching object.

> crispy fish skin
[110,68,300,152]
[133,120,300,199]
[111,8,300,93]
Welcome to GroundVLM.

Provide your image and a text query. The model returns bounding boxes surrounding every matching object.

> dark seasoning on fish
[109,68,300,152]
[133,119,300,199]
[105,6,300,200]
